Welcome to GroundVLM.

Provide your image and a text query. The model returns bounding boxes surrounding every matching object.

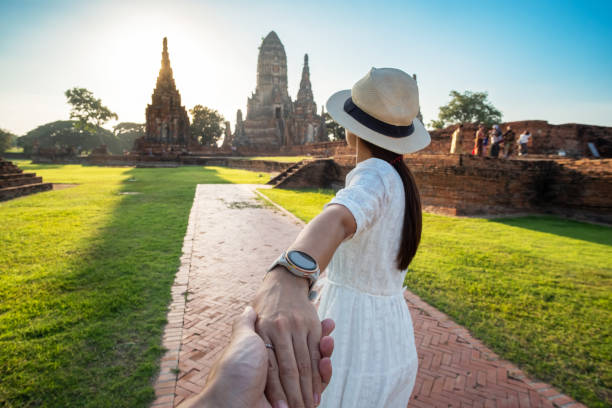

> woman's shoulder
[347,158,396,192]
[351,157,394,178]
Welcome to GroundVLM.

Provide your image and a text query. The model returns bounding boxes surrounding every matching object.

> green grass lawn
[258,188,612,408]
[241,156,311,163]
[4,147,24,153]
[0,162,269,407]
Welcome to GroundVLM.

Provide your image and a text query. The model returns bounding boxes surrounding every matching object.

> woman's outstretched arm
[252,204,355,408]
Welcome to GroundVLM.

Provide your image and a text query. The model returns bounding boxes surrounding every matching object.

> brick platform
[151,185,584,408]
[0,158,52,201]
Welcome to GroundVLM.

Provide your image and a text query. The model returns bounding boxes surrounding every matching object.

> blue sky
[1,0,611,135]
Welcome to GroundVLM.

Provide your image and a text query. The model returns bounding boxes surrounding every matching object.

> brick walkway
[151,184,584,408]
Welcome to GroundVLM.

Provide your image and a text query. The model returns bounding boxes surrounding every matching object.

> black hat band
[343,97,415,138]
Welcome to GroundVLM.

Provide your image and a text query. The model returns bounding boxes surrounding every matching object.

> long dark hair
[361,139,422,270]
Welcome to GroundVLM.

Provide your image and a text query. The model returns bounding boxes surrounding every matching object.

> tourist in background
[450,123,464,154]
[489,125,502,158]
[503,125,516,158]
[518,129,531,156]
[481,125,489,156]
[473,124,485,156]
[253,68,428,408]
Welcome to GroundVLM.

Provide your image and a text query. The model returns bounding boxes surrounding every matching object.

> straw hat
[326,67,430,154]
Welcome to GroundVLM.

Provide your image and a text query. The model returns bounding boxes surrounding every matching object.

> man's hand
[253,266,323,408]
[184,306,334,408]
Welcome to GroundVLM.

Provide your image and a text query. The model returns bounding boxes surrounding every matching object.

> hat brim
[326,89,431,154]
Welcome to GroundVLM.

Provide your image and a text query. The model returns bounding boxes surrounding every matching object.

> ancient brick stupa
[233,31,326,149]
[135,37,192,153]
[0,158,52,201]
[292,54,327,145]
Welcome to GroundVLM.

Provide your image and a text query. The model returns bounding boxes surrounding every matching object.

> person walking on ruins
[450,123,464,154]
[489,125,503,158]
[481,125,489,156]
[518,129,531,156]
[253,67,429,408]
[473,124,485,156]
[502,125,516,158]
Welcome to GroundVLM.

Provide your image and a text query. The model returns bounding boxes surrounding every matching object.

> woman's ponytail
[361,139,422,270]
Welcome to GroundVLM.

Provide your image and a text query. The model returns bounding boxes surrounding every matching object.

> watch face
[288,250,317,271]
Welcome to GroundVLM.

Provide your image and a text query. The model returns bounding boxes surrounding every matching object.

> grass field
[0,162,269,407]
[258,188,612,408]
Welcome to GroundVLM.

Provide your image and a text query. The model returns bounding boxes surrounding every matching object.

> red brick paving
[151,184,585,408]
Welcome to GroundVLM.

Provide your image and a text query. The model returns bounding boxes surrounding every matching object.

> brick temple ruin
[424,121,612,158]
[0,158,52,201]
[46,33,603,223]
[232,31,327,150]
[132,37,194,157]
[261,119,612,224]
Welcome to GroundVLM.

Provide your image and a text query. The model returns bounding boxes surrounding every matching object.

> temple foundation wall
[276,154,612,224]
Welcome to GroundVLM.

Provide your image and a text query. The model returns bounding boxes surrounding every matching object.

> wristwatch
[267,250,320,291]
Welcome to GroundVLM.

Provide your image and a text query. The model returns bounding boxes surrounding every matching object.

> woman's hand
[253,205,355,407]
[253,266,323,408]
[184,306,335,408]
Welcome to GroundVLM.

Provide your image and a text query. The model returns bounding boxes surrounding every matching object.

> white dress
[317,157,418,408]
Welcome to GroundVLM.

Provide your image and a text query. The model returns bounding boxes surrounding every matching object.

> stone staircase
[266,159,311,187]
[266,158,346,189]
[0,158,53,201]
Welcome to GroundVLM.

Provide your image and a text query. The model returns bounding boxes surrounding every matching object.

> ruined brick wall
[424,121,612,157]
[280,140,354,157]
[180,157,292,172]
[222,159,292,172]
[82,154,292,172]
[406,155,551,216]
[278,154,612,224]
[544,158,612,221]
[411,155,612,223]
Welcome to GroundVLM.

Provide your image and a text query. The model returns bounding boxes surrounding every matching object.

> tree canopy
[18,121,120,154]
[65,87,118,136]
[189,105,225,147]
[0,129,17,154]
[324,112,345,141]
[429,90,502,129]
[113,122,145,152]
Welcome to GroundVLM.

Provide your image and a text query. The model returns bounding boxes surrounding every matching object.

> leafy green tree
[65,87,118,144]
[113,122,145,152]
[18,120,120,154]
[428,119,446,130]
[189,105,224,147]
[429,90,502,129]
[324,112,345,141]
[0,129,17,153]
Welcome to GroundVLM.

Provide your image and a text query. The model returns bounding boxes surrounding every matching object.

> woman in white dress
[253,67,430,408]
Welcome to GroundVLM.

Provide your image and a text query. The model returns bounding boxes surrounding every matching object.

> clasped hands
[189,266,333,408]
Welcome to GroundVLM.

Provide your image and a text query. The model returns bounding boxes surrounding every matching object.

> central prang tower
[233,31,326,149]
[247,31,293,122]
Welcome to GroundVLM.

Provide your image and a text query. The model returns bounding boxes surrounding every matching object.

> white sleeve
[324,163,389,238]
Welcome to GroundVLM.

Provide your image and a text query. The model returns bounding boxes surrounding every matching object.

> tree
[18,120,120,154]
[65,87,118,144]
[429,90,502,129]
[428,119,446,130]
[113,122,145,152]
[0,129,17,153]
[324,112,345,141]
[189,105,225,147]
